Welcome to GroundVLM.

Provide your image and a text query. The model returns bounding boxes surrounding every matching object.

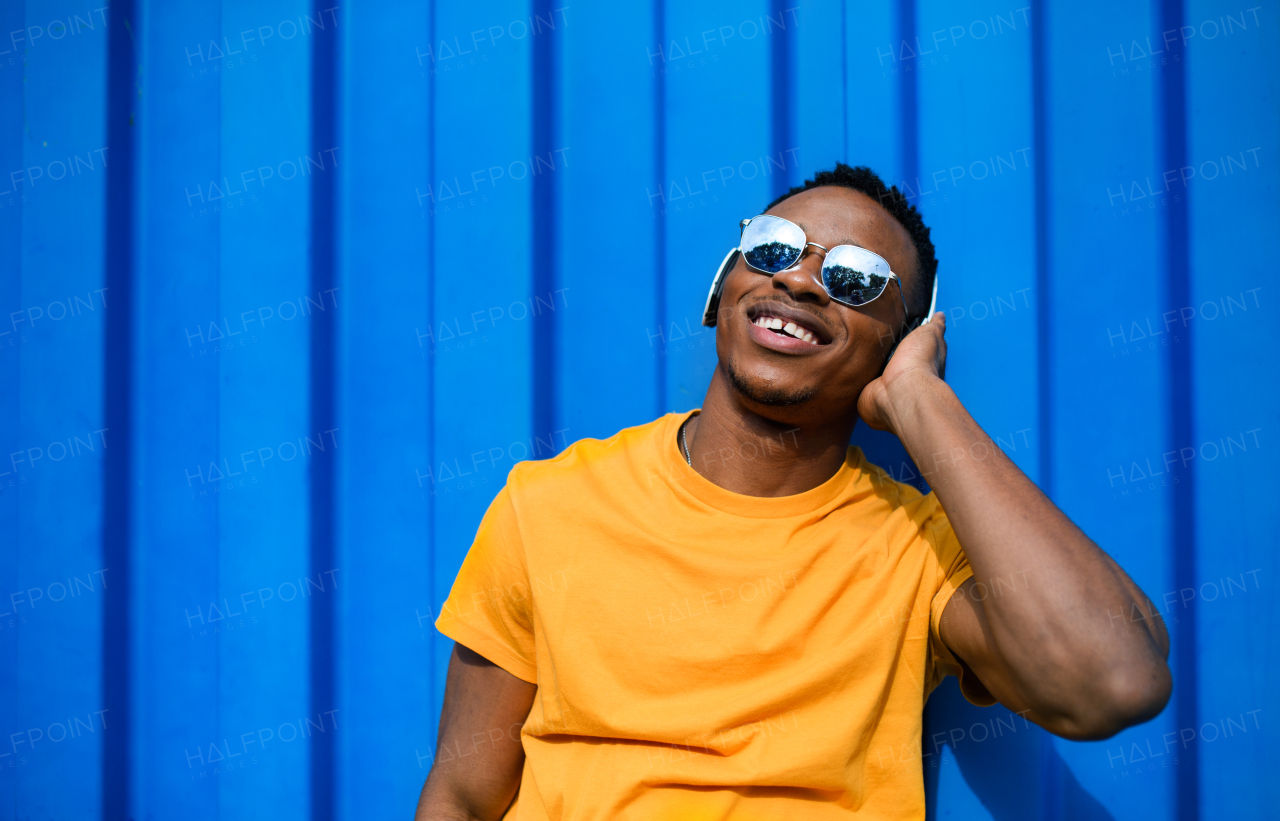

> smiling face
[714,185,920,425]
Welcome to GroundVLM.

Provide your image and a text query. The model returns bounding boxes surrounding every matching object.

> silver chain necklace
[679,418,693,466]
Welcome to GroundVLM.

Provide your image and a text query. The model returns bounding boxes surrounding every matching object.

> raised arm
[859,314,1171,740]
[415,643,537,820]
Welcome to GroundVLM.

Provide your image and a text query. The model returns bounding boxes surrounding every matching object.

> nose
[770,247,830,306]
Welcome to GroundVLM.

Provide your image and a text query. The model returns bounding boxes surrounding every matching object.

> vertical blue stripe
[897,0,917,191]
[103,1,136,818]
[309,2,338,817]
[532,0,558,441]
[653,0,667,415]
[337,4,435,810]
[1031,0,1053,500]
[1030,4,1062,819]
[769,0,794,196]
[0,0,18,801]
[426,0,439,718]
[840,0,848,163]
[1160,0,1197,818]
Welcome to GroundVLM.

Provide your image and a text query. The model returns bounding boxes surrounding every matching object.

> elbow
[1051,660,1173,741]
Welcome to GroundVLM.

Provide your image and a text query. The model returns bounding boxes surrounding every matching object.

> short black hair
[766,163,937,321]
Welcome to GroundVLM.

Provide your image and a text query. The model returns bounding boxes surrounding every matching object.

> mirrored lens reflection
[822,247,889,306]
[742,216,804,273]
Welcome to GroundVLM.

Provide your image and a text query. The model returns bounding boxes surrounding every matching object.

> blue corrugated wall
[1,1,1276,819]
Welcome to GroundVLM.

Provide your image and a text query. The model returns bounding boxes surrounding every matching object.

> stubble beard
[720,357,819,408]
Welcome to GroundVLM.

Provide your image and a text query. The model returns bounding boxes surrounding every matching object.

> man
[415,164,1171,820]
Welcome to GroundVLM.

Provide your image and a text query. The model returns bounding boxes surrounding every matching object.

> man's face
[714,185,919,423]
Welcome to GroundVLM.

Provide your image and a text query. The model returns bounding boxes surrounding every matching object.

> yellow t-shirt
[436,411,984,820]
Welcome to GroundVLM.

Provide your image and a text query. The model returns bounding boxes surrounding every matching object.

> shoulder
[849,447,938,518]
[848,447,954,558]
[506,413,679,500]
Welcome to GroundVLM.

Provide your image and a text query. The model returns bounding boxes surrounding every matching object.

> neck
[685,367,857,497]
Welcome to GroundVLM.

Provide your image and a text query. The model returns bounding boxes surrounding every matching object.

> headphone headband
[701,248,739,327]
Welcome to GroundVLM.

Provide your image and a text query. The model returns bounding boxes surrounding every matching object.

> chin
[722,358,819,408]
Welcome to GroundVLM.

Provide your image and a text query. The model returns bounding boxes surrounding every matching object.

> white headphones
[700,248,739,327]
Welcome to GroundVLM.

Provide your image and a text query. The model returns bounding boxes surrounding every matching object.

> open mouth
[747,307,829,346]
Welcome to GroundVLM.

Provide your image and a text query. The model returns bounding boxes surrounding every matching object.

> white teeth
[753,314,820,345]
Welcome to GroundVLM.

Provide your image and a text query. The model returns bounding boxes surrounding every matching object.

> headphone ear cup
[701,248,740,327]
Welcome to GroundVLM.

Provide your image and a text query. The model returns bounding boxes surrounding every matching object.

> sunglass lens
[741,215,805,274]
[821,246,891,306]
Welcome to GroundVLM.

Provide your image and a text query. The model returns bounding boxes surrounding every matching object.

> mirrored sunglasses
[738,215,910,315]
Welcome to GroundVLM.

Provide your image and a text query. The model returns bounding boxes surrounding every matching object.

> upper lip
[745,300,834,344]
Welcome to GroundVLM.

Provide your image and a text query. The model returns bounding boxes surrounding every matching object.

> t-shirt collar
[660,410,861,519]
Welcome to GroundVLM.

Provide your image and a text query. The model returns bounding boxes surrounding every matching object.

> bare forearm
[884,372,1169,728]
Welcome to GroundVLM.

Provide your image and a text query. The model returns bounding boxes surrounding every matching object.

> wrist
[876,369,950,433]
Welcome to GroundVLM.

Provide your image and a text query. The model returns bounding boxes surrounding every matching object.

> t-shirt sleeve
[435,485,538,684]
[923,498,997,707]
